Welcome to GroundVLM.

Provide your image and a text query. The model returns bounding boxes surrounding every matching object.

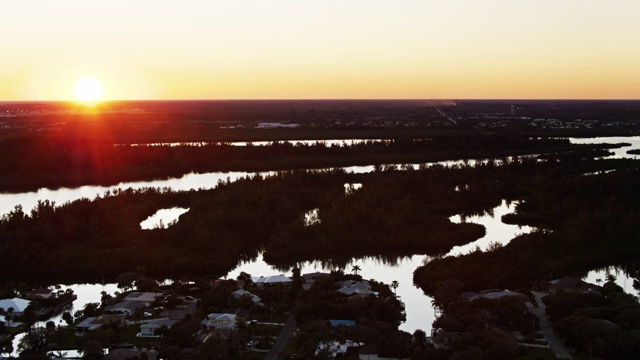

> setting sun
[74,76,103,103]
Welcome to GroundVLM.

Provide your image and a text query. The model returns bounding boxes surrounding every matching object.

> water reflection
[448,200,534,257]
[303,208,321,226]
[0,171,268,217]
[583,265,639,297]
[6,283,118,358]
[227,253,435,334]
[140,207,189,229]
[344,183,363,195]
[1,135,638,342]
[568,136,640,160]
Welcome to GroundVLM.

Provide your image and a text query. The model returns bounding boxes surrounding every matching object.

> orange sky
[2,0,639,100]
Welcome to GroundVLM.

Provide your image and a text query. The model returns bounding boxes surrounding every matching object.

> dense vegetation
[3,100,640,358]
[414,166,640,295]
[0,134,599,192]
[1,146,637,289]
[0,164,492,284]
[544,280,640,359]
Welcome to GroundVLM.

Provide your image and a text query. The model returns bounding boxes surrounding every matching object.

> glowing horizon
[2,1,639,101]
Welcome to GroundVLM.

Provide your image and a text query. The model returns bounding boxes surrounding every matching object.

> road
[265,314,296,360]
[436,107,458,126]
[527,291,573,359]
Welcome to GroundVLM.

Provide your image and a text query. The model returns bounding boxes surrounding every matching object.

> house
[25,287,55,300]
[0,298,31,316]
[231,289,263,306]
[252,275,292,287]
[0,315,5,326]
[336,281,377,297]
[139,319,178,337]
[123,292,162,306]
[549,277,601,294]
[202,313,239,330]
[105,348,158,360]
[105,300,143,315]
[76,314,126,335]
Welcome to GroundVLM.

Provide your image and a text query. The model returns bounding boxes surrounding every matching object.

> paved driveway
[527,291,572,359]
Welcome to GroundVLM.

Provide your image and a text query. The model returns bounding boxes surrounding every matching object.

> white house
[0,298,31,316]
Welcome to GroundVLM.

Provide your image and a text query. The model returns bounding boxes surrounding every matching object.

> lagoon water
[140,207,190,229]
[448,200,534,257]
[570,136,640,159]
[2,136,638,354]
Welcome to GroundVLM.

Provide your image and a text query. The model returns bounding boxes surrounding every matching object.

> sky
[2,0,640,101]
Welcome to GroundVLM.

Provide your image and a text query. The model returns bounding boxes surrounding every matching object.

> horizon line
[2,98,640,104]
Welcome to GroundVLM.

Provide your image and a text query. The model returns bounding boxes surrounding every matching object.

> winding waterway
[2,136,639,355]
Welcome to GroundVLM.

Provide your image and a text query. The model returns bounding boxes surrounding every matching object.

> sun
[74,76,104,103]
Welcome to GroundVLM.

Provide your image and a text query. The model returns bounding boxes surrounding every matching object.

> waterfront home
[123,292,162,306]
[252,275,292,287]
[0,297,30,316]
[24,287,55,300]
[76,314,126,335]
[105,300,143,315]
[336,280,377,297]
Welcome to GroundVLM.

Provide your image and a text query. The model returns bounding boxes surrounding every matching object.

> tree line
[0,133,605,192]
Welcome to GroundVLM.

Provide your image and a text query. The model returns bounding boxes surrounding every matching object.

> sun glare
[74,76,103,103]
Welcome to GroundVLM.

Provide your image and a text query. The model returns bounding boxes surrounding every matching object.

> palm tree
[391,280,399,295]
[6,307,14,327]
[351,265,361,276]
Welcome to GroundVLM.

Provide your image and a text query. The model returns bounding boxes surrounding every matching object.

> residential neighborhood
[0,270,407,359]
[1,268,638,359]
